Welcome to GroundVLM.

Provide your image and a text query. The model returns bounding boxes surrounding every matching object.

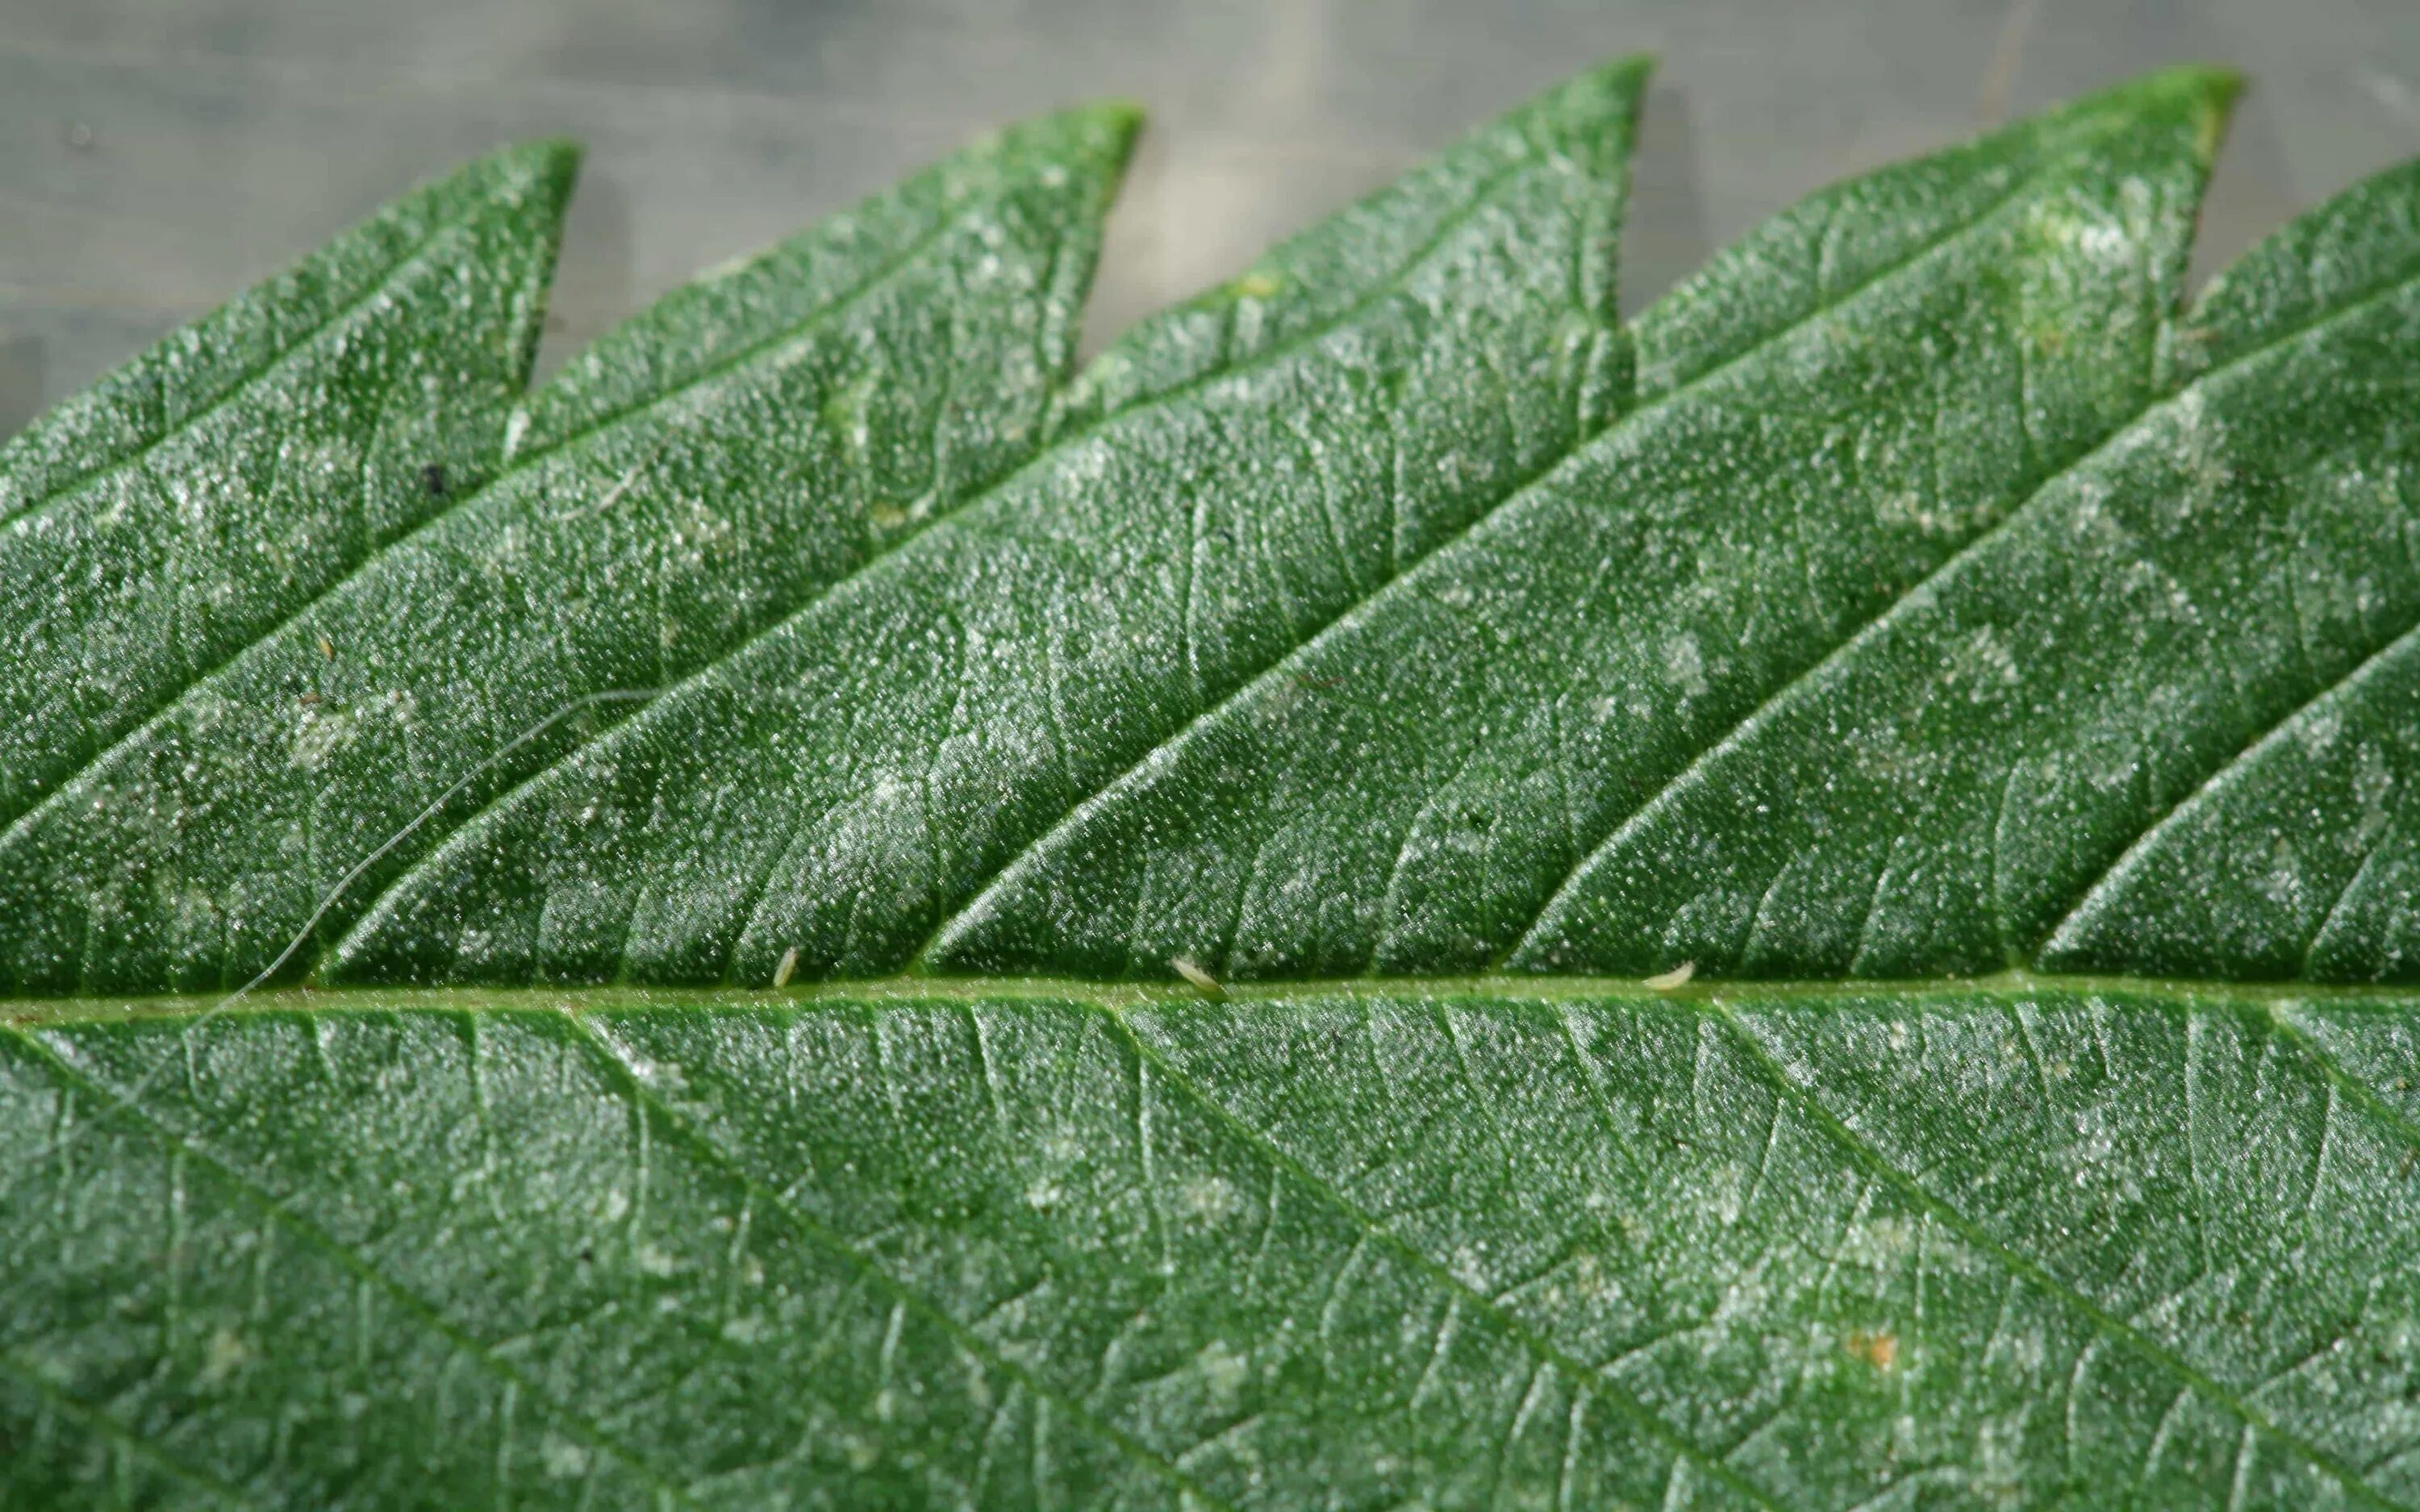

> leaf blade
[0,142,576,835]
[933,68,2239,981]
[1529,151,2420,981]
[9,980,2420,1509]
[11,60,2420,1507]
[0,106,1139,996]
[325,56,1655,989]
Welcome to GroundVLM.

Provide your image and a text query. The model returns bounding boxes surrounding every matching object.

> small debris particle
[1642,961,1696,990]
[772,945,799,990]
[1179,1175,1241,1220]
[297,690,320,707]
[65,122,94,151]
[1846,1329,1900,1371]
[420,463,448,498]
[198,1327,248,1387]
[1172,956,1225,998]
[720,1314,767,1344]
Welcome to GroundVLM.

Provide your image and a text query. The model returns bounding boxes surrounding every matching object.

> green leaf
[0,141,575,850]
[10,53,2420,1510]
[0,104,1141,996]
[12,979,2420,1509]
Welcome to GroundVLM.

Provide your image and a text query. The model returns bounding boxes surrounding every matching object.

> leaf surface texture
[7,56,2420,1509]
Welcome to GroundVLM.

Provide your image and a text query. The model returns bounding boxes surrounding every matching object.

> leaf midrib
[16,971,2420,1027]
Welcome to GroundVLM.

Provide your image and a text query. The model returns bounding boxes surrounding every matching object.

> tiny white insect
[1642,961,1696,991]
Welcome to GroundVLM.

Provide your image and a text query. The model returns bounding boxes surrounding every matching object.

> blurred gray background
[3,0,2417,438]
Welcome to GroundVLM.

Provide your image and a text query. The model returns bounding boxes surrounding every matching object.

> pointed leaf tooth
[0,140,577,832]
[0,112,1135,996]
[937,67,2238,981]
[324,57,1654,990]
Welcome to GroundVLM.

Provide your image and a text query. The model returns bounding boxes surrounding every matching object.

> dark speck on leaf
[420,463,448,498]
